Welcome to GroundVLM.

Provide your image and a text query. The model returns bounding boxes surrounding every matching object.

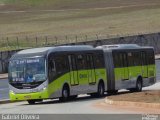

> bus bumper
[9,89,49,101]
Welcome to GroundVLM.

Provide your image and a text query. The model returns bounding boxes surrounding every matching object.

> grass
[0,0,160,51]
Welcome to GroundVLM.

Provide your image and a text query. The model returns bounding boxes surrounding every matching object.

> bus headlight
[43,87,46,90]
[9,90,14,94]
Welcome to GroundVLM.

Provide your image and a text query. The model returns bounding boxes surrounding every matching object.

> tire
[59,85,70,102]
[27,100,36,104]
[135,80,142,92]
[129,79,142,92]
[97,82,105,97]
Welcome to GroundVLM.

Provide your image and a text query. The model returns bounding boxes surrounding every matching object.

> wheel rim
[63,89,68,98]
[137,81,142,91]
[99,85,104,95]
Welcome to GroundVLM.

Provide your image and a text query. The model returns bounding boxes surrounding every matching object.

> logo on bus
[79,74,88,79]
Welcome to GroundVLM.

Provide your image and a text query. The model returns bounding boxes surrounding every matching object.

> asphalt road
[0,79,9,100]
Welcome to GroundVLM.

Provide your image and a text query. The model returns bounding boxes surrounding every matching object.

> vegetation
[0,0,160,51]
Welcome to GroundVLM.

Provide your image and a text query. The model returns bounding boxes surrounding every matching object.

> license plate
[24,95,31,99]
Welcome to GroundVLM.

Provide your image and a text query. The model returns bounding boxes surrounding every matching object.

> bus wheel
[129,79,142,92]
[27,100,36,104]
[97,82,105,97]
[59,85,70,102]
[135,79,142,92]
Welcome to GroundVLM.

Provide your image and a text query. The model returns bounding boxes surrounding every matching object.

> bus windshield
[9,57,46,83]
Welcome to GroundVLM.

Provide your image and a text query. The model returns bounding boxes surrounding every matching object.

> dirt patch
[108,90,160,103]
[94,101,160,114]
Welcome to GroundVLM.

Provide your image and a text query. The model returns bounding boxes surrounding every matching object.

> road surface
[0,79,9,100]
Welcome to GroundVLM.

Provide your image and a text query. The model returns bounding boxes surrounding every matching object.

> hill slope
[0,0,160,51]
[0,0,160,11]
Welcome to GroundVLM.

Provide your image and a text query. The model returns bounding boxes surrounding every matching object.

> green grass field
[0,0,160,50]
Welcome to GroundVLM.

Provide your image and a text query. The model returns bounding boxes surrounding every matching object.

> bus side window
[49,60,55,72]
[48,59,56,82]
[113,52,120,68]
[77,54,87,70]
[94,53,104,68]
[148,50,155,65]
[128,52,133,67]
[55,55,69,74]
[141,52,147,66]
[132,52,141,66]
[119,54,122,67]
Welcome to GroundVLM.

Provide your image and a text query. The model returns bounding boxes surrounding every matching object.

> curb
[0,77,8,80]
[0,99,21,104]
[0,99,12,104]
[105,98,160,109]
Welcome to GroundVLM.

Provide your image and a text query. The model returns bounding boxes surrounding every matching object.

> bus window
[55,55,69,74]
[141,52,147,66]
[94,53,104,68]
[132,52,141,66]
[122,53,128,67]
[48,59,56,82]
[148,50,155,65]
[113,52,120,68]
[76,54,87,70]
[128,52,133,67]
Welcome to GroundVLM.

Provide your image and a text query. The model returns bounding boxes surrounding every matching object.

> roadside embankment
[105,90,160,109]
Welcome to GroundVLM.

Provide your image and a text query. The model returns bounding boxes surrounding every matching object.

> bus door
[86,54,96,84]
[141,52,148,78]
[76,54,88,86]
[120,53,129,80]
[68,55,79,85]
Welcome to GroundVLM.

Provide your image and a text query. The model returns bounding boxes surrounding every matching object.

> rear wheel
[27,100,36,104]
[135,79,142,92]
[97,82,105,97]
[129,79,142,92]
[59,85,70,102]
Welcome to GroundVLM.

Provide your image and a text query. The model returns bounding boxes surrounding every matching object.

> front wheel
[59,86,70,102]
[27,100,36,104]
[135,80,142,92]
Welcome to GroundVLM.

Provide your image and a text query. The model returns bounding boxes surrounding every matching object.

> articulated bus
[8,44,156,104]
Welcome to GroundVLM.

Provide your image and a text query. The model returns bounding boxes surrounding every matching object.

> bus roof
[96,44,153,50]
[10,45,94,59]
